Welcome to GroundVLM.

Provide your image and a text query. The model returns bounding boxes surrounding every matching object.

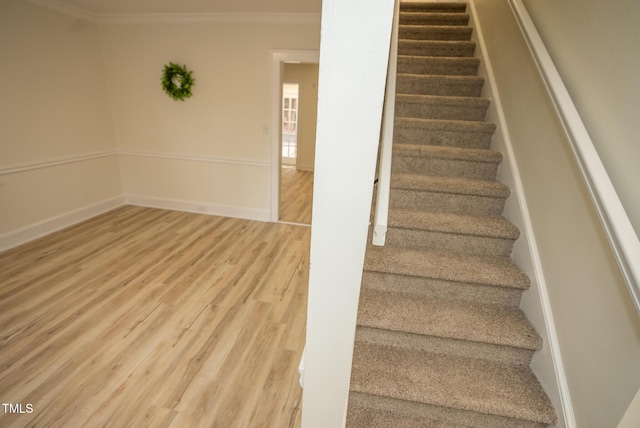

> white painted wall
[301,1,394,427]
[98,17,320,220]
[0,0,122,249]
[472,0,640,426]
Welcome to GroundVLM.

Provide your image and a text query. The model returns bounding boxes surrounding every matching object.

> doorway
[270,50,320,224]
[279,65,318,224]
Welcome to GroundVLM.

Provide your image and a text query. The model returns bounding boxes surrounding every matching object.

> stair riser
[400,13,470,26]
[397,56,480,76]
[390,189,506,217]
[395,99,488,122]
[398,41,475,57]
[394,125,494,149]
[385,227,515,257]
[397,76,483,97]
[401,4,467,13]
[362,272,524,307]
[356,327,533,366]
[392,155,499,179]
[399,26,472,41]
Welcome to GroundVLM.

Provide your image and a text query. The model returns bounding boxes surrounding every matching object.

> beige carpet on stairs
[346,2,557,427]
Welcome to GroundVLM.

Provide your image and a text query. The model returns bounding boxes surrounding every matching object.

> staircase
[347,2,557,427]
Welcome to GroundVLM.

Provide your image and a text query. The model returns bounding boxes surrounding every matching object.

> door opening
[270,50,320,223]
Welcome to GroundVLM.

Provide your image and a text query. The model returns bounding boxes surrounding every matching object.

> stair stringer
[467,1,575,426]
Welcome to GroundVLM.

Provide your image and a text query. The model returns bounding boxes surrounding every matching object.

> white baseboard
[0,194,272,253]
[0,195,125,252]
[123,194,271,223]
[297,164,315,172]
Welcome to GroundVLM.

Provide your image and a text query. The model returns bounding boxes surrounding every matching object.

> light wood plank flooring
[280,166,313,225]
[0,206,309,427]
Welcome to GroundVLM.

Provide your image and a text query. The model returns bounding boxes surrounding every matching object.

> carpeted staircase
[347,2,558,427]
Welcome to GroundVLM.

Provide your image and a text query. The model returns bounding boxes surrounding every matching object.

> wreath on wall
[161,62,195,101]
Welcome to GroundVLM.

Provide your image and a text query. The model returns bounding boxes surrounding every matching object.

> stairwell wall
[472,0,640,427]
[520,0,640,242]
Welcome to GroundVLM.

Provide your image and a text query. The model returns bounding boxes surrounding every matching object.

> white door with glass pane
[282,83,299,165]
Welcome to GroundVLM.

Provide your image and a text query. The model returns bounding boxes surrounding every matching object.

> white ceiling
[54,0,321,14]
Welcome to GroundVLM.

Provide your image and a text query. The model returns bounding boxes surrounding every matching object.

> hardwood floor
[0,206,309,427]
[280,166,313,225]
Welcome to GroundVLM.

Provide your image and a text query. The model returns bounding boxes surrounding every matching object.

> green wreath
[161,62,195,101]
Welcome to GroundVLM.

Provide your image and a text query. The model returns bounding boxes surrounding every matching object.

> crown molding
[28,0,321,25]
[96,12,321,25]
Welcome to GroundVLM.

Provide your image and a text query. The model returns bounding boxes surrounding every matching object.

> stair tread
[399,25,473,41]
[396,93,490,108]
[400,24,471,30]
[400,12,470,23]
[364,245,530,289]
[393,143,501,163]
[397,74,484,97]
[391,174,510,198]
[395,94,489,122]
[395,116,496,132]
[398,55,480,65]
[388,209,519,239]
[398,73,483,82]
[350,342,557,425]
[358,288,540,350]
[398,42,476,58]
[348,392,546,428]
[397,55,481,73]
[399,39,476,47]
[362,270,524,307]
[356,325,535,366]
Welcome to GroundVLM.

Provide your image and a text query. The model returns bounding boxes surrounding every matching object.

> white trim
[27,1,321,25]
[97,12,321,25]
[28,0,96,21]
[468,1,575,426]
[508,0,640,314]
[0,150,267,175]
[298,347,306,388]
[0,193,270,252]
[270,50,320,223]
[123,194,270,223]
[0,151,117,175]
[278,220,311,228]
[0,195,125,252]
[297,164,315,172]
[118,150,269,168]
